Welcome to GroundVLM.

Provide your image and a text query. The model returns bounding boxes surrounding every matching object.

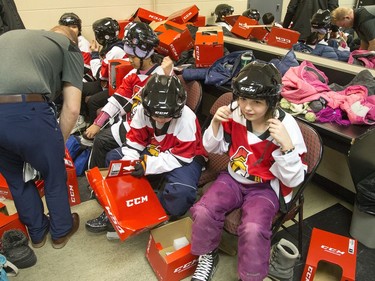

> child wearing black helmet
[106,74,207,220]
[189,61,307,281]
[86,74,207,237]
[80,17,126,126]
[84,22,172,169]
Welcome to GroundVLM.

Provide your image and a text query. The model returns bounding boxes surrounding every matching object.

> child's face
[151,116,172,124]
[238,97,268,122]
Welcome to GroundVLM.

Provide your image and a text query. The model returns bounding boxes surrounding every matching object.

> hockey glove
[131,155,147,178]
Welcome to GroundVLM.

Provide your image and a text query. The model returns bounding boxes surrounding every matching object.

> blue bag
[204,50,254,87]
[66,135,91,176]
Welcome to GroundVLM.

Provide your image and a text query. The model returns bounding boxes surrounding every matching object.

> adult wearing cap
[0,26,83,250]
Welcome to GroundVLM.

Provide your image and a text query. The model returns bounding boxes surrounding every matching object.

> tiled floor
[1,180,352,281]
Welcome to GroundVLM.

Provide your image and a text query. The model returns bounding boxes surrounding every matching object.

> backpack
[204,50,254,87]
[66,135,91,176]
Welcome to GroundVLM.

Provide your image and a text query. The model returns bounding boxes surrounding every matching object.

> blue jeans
[190,172,279,281]
[0,101,73,241]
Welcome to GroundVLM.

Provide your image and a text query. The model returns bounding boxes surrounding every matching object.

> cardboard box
[224,15,241,26]
[86,160,168,241]
[117,19,131,39]
[0,173,44,200]
[251,26,269,41]
[190,16,206,27]
[130,8,167,24]
[302,228,357,281]
[266,27,300,49]
[194,26,224,68]
[167,5,199,24]
[231,16,259,39]
[146,217,198,281]
[108,59,133,96]
[0,202,8,215]
[64,151,81,206]
[0,212,28,239]
[150,21,194,61]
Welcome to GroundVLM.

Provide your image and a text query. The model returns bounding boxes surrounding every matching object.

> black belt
[0,94,46,104]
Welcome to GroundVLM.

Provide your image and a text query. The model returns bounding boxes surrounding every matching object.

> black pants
[88,127,121,169]
[87,90,109,124]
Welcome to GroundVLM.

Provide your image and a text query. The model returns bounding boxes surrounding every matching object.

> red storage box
[194,26,224,68]
[266,27,300,49]
[0,212,28,239]
[231,16,259,39]
[146,217,198,281]
[302,228,357,281]
[86,160,168,241]
[130,8,167,24]
[190,16,206,27]
[117,19,131,39]
[108,59,133,96]
[0,173,44,200]
[167,5,199,24]
[150,20,194,61]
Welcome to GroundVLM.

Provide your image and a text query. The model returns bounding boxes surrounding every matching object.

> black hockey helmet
[92,17,120,46]
[123,22,159,59]
[311,9,331,30]
[232,61,281,111]
[242,8,261,21]
[142,74,187,118]
[59,13,82,34]
[215,4,234,22]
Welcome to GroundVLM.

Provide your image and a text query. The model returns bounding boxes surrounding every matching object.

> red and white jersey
[90,43,126,81]
[98,65,165,146]
[122,105,207,175]
[203,103,307,203]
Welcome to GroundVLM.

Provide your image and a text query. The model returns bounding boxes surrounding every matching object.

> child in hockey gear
[82,17,126,123]
[190,61,307,281]
[84,22,172,170]
[86,74,207,236]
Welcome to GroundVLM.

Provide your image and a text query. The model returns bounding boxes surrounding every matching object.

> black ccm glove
[131,155,147,178]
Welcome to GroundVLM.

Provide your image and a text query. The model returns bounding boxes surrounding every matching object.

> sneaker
[79,135,93,147]
[71,115,87,134]
[85,211,112,233]
[191,249,219,281]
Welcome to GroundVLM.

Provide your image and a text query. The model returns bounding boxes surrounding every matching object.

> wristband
[281,147,295,155]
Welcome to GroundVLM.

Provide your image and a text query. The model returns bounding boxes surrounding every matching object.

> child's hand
[90,40,100,52]
[213,105,232,124]
[267,118,294,152]
[84,124,100,139]
[161,56,173,75]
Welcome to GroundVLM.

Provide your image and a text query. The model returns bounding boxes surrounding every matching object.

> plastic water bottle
[240,51,253,69]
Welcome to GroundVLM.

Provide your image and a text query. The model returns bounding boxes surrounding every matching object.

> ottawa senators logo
[230,146,252,177]
[147,144,160,156]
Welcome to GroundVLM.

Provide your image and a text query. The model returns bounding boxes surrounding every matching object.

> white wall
[14,0,247,41]
[14,0,356,41]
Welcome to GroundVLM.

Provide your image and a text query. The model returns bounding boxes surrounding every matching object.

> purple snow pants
[190,172,279,281]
